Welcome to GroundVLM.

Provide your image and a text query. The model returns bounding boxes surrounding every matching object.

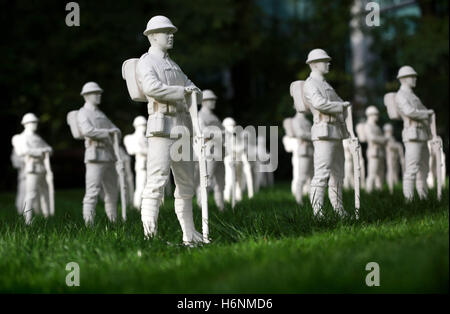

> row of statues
[9,15,445,246]
[283,51,445,213]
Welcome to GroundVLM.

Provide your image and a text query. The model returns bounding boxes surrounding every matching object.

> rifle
[344,105,361,216]
[230,158,237,208]
[385,143,394,194]
[430,113,443,200]
[189,92,210,243]
[44,152,55,216]
[113,132,127,221]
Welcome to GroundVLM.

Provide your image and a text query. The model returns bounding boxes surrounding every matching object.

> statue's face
[25,122,38,132]
[224,124,235,133]
[136,125,146,133]
[84,92,102,106]
[401,76,417,88]
[370,114,379,122]
[202,99,216,110]
[311,61,330,74]
[150,32,174,50]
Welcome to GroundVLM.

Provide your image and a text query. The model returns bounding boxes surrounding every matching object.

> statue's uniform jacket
[395,85,431,199]
[77,103,119,207]
[136,46,198,201]
[12,131,52,219]
[303,72,348,188]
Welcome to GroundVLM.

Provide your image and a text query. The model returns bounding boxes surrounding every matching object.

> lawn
[0,183,448,293]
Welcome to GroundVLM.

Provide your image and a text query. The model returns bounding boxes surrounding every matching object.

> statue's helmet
[306,48,332,64]
[81,82,103,96]
[143,16,177,36]
[397,65,418,79]
[21,113,39,125]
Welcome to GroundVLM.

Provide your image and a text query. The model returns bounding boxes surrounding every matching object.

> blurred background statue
[12,113,53,224]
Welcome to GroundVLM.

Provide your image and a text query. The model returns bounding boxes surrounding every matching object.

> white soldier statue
[12,113,53,224]
[303,49,355,216]
[362,106,386,192]
[71,82,123,225]
[195,89,225,211]
[124,116,148,209]
[223,117,254,207]
[124,16,203,244]
[119,146,135,206]
[427,135,446,189]
[394,66,434,201]
[383,123,405,193]
[282,113,314,204]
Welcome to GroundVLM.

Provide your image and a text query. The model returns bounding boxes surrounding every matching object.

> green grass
[0,183,448,293]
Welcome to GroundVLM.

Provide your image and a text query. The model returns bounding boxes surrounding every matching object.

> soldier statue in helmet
[130,16,203,245]
[303,49,352,217]
[363,106,386,192]
[194,89,226,211]
[395,66,434,201]
[124,116,148,209]
[12,113,53,224]
[75,82,122,225]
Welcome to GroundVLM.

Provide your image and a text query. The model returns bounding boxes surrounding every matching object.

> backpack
[384,92,401,120]
[67,110,83,140]
[122,58,146,102]
[290,80,310,113]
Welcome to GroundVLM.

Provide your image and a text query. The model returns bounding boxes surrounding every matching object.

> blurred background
[0,0,448,190]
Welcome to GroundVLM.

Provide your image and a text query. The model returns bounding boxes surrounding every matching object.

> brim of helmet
[397,74,417,79]
[143,27,178,36]
[306,57,332,64]
[80,90,104,96]
[22,120,38,125]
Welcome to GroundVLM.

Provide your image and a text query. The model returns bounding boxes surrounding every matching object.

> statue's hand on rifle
[184,86,201,95]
